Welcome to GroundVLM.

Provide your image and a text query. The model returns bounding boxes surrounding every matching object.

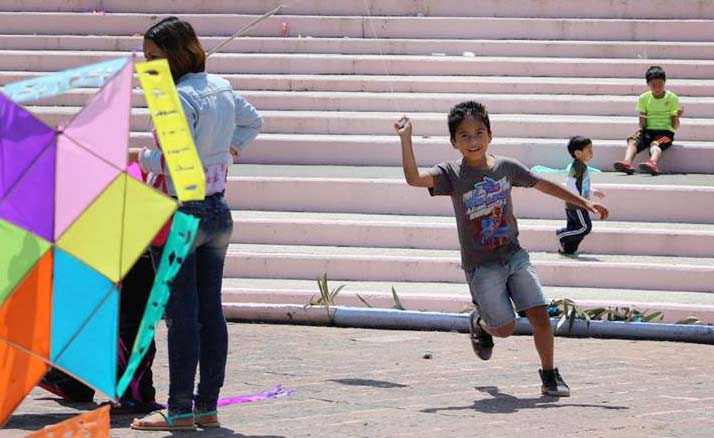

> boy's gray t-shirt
[428,156,539,269]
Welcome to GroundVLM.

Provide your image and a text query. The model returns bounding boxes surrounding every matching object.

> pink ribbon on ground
[217,385,295,407]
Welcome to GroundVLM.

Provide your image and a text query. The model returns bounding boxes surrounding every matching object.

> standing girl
[131,17,262,431]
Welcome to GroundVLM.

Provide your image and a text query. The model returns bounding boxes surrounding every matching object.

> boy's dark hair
[144,17,206,82]
[645,65,666,83]
[448,101,491,139]
[567,136,592,158]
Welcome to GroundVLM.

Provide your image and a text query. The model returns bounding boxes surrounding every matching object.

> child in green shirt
[614,65,684,175]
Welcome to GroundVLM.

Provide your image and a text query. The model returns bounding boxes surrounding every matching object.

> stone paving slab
[3,323,714,438]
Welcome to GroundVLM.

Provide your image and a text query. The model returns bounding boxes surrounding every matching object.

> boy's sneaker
[638,160,659,175]
[555,233,565,254]
[469,312,494,361]
[539,368,570,397]
[613,160,635,175]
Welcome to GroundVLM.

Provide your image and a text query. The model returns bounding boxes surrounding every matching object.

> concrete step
[4,35,714,60]
[43,130,712,174]
[222,244,714,292]
[0,13,712,41]
[5,0,714,19]
[5,51,714,79]
[220,278,714,324]
[4,72,713,97]
[241,134,714,174]
[224,170,714,223]
[23,89,714,118]
[24,107,714,142]
[231,210,714,258]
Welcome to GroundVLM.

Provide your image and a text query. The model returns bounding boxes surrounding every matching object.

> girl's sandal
[194,410,221,428]
[130,410,197,431]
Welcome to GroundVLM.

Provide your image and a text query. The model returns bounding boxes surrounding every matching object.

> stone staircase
[2,0,713,322]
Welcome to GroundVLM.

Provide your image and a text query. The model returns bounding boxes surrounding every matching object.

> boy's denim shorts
[464,249,548,328]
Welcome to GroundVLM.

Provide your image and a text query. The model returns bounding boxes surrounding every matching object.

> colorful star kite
[0,57,199,427]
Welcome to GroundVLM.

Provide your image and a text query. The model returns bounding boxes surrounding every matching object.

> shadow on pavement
[421,386,629,415]
[329,378,409,388]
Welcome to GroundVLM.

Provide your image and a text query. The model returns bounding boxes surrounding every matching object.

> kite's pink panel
[127,162,143,181]
[63,61,132,171]
[54,135,121,240]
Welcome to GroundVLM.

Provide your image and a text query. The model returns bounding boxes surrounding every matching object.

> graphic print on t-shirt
[462,176,511,250]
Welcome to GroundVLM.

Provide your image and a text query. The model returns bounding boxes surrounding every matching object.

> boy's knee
[489,320,516,338]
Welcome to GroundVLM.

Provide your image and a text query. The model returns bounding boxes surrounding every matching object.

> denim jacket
[139,72,262,195]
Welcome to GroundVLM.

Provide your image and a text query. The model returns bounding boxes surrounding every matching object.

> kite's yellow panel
[120,177,177,278]
[57,174,126,282]
[135,59,206,202]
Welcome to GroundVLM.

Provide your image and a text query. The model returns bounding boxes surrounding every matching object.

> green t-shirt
[636,90,680,132]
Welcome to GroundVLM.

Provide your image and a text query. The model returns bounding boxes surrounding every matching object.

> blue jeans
[464,249,548,328]
[152,193,233,414]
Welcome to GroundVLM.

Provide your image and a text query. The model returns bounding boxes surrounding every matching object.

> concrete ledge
[221,288,714,323]
[223,304,714,344]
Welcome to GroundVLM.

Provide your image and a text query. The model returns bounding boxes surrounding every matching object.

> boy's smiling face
[450,116,492,164]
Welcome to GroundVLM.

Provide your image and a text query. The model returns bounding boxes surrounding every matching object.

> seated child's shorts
[629,129,674,154]
[464,249,548,328]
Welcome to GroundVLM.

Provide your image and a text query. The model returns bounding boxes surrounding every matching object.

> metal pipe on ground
[224,304,714,345]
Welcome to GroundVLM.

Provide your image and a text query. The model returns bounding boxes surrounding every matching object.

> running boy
[613,65,683,175]
[557,136,605,255]
[395,102,608,397]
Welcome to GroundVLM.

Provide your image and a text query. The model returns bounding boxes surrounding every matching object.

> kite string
[361,0,402,118]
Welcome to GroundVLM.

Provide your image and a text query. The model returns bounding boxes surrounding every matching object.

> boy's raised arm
[395,116,435,188]
[534,178,609,219]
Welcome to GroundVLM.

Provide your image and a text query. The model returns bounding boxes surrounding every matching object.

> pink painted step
[5,72,712,97]
[28,107,714,142]
[241,134,714,174]
[222,248,714,292]
[226,178,714,224]
[4,35,714,60]
[231,215,714,258]
[256,112,714,141]
[5,0,714,19]
[4,51,714,79]
[0,14,713,41]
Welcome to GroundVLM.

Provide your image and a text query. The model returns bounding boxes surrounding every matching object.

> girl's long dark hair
[144,17,206,82]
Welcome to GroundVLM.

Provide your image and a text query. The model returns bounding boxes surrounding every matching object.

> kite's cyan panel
[135,59,206,202]
[51,249,118,363]
[1,57,129,104]
[53,287,118,399]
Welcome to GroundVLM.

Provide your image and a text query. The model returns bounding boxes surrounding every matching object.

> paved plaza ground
[4,322,714,438]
